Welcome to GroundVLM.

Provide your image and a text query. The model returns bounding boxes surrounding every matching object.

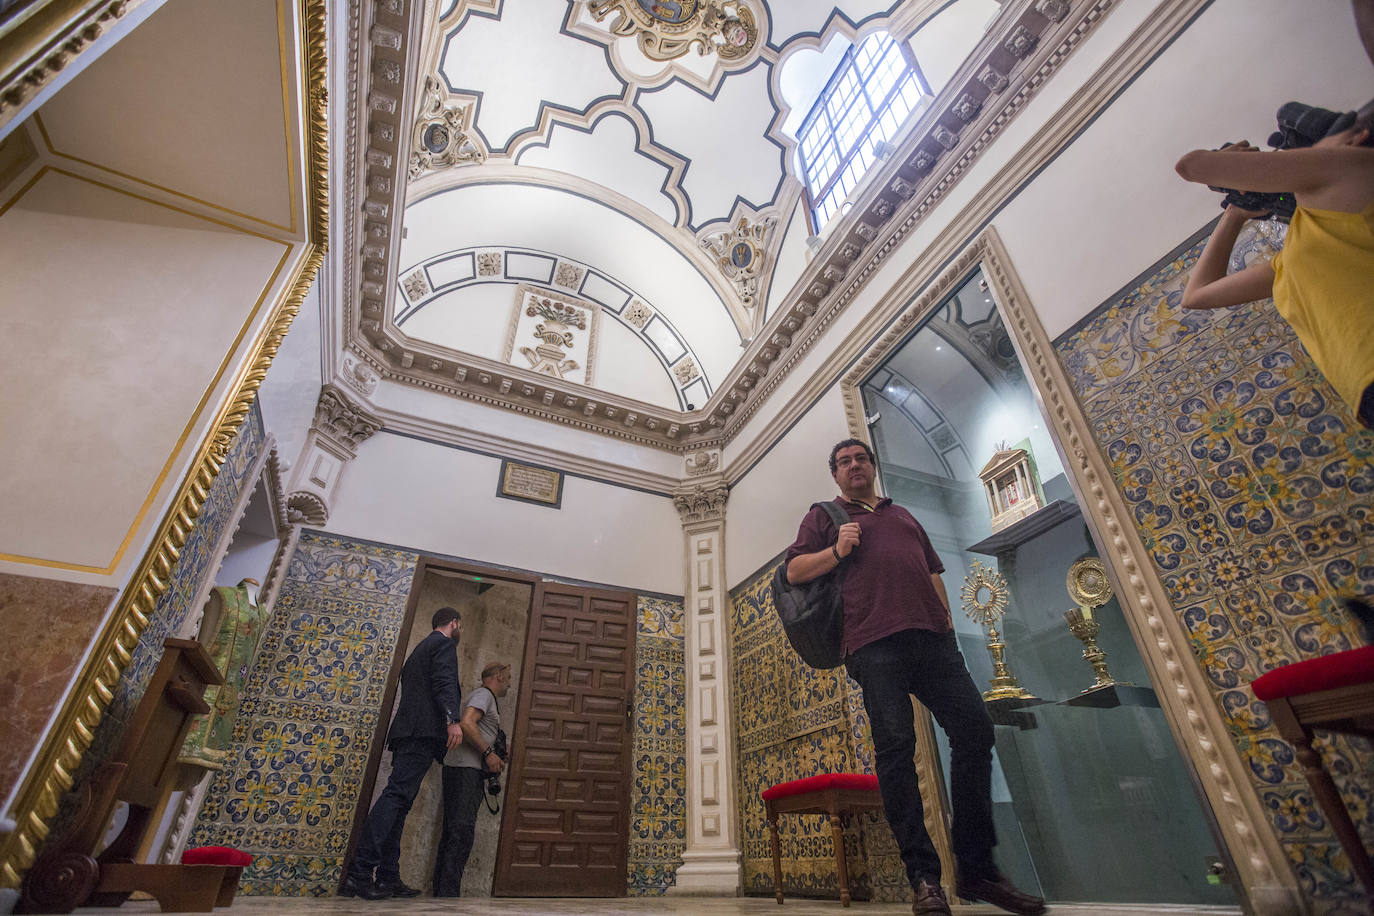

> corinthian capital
[672,479,729,526]
[313,383,381,458]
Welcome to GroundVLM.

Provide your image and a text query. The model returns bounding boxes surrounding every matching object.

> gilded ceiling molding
[567,0,774,94]
[588,0,765,65]
[834,228,1298,913]
[0,0,143,137]
[0,0,329,890]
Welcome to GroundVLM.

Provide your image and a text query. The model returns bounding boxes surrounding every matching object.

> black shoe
[375,878,421,898]
[957,870,1046,915]
[337,873,390,900]
[913,878,952,915]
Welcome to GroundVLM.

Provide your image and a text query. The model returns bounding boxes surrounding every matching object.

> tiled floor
[71,896,1243,916]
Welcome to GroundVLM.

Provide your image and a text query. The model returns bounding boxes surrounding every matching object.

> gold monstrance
[1063,557,1130,692]
[962,560,1036,702]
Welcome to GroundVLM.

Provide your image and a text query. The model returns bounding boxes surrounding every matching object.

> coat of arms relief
[503,285,600,386]
[588,0,763,62]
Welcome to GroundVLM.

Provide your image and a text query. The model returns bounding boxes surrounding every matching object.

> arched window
[798,32,928,230]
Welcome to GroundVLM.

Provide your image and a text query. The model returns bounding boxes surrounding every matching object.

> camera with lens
[1209,103,1356,223]
[481,728,509,796]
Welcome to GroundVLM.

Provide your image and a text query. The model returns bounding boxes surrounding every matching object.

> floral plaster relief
[0,573,116,804]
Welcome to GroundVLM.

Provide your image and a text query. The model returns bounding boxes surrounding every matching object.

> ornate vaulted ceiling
[336,0,1088,450]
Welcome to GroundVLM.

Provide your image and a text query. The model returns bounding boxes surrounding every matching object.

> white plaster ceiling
[400,0,985,409]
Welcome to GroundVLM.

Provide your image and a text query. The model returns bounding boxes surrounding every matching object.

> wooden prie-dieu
[19,638,244,913]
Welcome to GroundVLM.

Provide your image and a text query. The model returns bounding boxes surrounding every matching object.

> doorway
[346,559,638,898]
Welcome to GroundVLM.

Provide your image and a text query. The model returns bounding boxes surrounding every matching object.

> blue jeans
[845,628,997,886]
[349,738,440,883]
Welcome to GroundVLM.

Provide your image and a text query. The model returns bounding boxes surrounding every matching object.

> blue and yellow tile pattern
[729,562,906,902]
[1055,223,1374,912]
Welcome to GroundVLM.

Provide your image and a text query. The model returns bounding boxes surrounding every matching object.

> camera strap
[475,685,502,815]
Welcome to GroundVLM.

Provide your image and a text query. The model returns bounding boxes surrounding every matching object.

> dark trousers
[845,628,997,887]
[433,766,485,897]
[349,738,439,883]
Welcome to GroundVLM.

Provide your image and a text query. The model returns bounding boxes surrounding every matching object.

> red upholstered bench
[762,773,884,907]
[1251,645,1374,896]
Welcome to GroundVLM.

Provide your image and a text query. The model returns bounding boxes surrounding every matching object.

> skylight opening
[797,32,928,231]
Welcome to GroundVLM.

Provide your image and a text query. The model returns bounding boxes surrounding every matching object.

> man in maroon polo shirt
[786,439,1044,916]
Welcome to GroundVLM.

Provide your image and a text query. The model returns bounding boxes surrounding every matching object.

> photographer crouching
[433,661,512,897]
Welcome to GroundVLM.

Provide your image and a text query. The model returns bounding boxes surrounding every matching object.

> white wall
[994,0,1374,339]
[725,386,852,588]
[325,431,684,596]
[724,0,1372,585]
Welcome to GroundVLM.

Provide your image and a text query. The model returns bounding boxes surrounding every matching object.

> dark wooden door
[494,582,637,896]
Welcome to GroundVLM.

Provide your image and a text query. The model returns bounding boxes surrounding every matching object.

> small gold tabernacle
[962,560,1037,702]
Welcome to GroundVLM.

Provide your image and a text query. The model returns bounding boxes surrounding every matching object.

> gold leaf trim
[0,0,328,889]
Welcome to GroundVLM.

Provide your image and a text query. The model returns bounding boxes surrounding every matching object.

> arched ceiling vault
[334,0,1096,451]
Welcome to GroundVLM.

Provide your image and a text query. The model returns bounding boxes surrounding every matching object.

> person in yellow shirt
[1174,110,1374,428]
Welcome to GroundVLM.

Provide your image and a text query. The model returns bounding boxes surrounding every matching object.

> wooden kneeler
[763,773,885,907]
[1251,645,1374,901]
[20,638,238,914]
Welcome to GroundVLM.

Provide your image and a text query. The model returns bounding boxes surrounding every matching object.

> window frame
[796,32,929,234]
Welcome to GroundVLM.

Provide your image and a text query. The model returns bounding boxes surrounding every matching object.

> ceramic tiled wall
[1054,223,1373,913]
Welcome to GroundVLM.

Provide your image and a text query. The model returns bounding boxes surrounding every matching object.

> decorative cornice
[373,405,682,496]
[342,0,1115,453]
[672,478,728,526]
[0,0,141,137]
[312,382,382,459]
[0,0,330,890]
[286,490,329,526]
[837,227,1298,912]
[713,0,1114,444]
[720,0,1209,486]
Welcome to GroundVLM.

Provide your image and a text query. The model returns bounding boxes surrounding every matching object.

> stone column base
[668,849,742,896]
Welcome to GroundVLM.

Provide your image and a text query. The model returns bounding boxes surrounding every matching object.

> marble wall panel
[1054,223,1374,913]
[0,574,117,807]
[191,531,420,896]
[729,562,905,903]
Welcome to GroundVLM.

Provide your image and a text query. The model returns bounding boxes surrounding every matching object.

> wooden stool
[763,773,884,907]
[1251,645,1374,900]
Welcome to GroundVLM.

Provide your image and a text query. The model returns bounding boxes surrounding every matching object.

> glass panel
[860,268,1238,907]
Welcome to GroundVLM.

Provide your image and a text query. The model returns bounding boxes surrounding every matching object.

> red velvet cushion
[761,772,879,801]
[182,846,253,867]
[1251,645,1374,701]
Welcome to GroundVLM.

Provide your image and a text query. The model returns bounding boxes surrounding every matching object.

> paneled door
[493,582,636,896]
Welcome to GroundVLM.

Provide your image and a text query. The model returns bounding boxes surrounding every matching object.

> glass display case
[860,269,1237,906]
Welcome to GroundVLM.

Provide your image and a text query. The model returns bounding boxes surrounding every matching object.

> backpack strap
[814,500,851,540]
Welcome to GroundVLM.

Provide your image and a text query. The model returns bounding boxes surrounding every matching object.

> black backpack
[770,501,850,669]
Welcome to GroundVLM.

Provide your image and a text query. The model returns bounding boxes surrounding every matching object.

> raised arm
[1179,205,1275,310]
[1176,141,1374,211]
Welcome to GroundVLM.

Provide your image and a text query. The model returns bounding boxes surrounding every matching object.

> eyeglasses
[834,452,872,469]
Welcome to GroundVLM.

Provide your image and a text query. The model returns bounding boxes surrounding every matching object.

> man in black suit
[339,607,464,900]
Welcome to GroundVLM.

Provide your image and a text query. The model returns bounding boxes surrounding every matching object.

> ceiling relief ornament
[588,0,762,63]
[699,214,775,310]
[409,76,484,180]
[477,251,502,276]
[684,449,720,477]
[503,284,601,386]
